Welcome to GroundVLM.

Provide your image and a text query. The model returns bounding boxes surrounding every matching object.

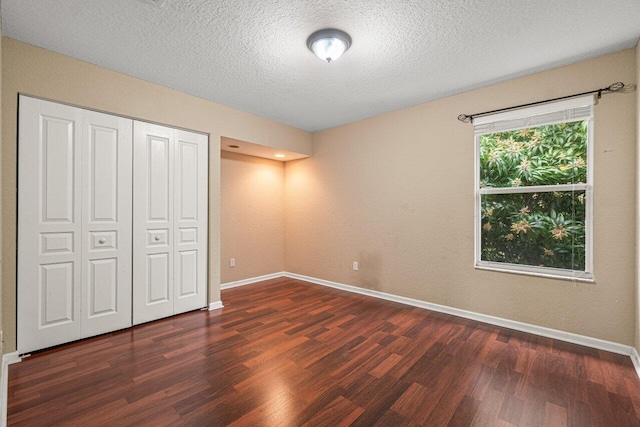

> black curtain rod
[457,82,627,123]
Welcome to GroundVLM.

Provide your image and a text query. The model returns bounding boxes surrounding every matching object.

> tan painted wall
[221,152,285,283]
[1,38,311,352]
[286,48,638,345]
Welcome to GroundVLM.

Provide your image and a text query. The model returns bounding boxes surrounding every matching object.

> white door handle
[155,236,160,241]
[99,238,106,244]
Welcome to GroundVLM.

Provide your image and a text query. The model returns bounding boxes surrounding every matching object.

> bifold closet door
[173,129,209,315]
[133,122,208,325]
[18,96,133,354]
[133,123,174,324]
[80,110,133,338]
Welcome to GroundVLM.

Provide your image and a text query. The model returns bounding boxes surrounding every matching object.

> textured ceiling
[2,0,640,132]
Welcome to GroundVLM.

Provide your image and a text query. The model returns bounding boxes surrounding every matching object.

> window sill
[475,263,595,283]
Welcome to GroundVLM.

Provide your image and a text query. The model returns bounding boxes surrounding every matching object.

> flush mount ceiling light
[307,29,352,63]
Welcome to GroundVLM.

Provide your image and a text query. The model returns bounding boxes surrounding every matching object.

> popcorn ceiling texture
[2,0,640,132]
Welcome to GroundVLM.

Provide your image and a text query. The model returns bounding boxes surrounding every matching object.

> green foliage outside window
[479,121,588,270]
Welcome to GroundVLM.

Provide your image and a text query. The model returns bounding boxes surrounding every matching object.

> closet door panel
[147,253,170,302]
[173,130,208,314]
[88,258,117,314]
[133,122,174,324]
[81,110,132,337]
[40,263,75,325]
[177,250,197,296]
[18,97,83,353]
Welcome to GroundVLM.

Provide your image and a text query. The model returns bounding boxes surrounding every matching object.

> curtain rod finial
[458,114,472,123]
[608,82,624,92]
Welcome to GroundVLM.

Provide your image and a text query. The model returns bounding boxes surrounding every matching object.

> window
[474,95,593,280]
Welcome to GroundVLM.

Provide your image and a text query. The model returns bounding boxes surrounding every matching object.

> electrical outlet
[230,258,235,268]
[353,261,359,271]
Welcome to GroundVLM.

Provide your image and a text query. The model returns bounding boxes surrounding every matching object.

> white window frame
[474,95,594,281]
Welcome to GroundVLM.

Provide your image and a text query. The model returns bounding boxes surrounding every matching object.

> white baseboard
[1,352,21,427]
[283,272,637,358]
[220,272,286,290]
[208,301,224,311]
[631,348,640,378]
[2,353,21,366]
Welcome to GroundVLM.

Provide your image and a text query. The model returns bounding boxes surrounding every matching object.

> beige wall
[221,152,285,283]
[286,48,638,345]
[1,38,311,352]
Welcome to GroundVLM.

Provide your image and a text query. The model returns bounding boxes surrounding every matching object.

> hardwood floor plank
[369,353,404,379]
[227,390,307,427]
[345,375,411,427]
[544,401,568,427]
[447,395,482,427]
[470,387,506,426]
[8,278,640,426]
[497,394,525,425]
[302,395,364,427]
[372,409,421,427]
[390,382,433,422]
[625,376,640,417]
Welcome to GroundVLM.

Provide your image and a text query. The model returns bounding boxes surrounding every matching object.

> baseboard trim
[1,352,21,427]
[220,272,286,290]
[208,301,224,311]
[283,272,636,358]
[2,353,22,366]
[631,348,640,378]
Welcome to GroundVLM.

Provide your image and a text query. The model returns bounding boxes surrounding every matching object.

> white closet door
[18,97,83,353]
[133,122,175,324]
[81,111,132,337]
[173,130,208,314]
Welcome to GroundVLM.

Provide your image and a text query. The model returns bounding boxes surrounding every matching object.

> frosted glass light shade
[307,29,352,63]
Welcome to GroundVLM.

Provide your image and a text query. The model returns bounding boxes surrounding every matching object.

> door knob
[155,236,160,241]
[99,238,106,244]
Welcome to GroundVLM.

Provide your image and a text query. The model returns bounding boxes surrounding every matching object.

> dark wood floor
[7,277,640,426]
